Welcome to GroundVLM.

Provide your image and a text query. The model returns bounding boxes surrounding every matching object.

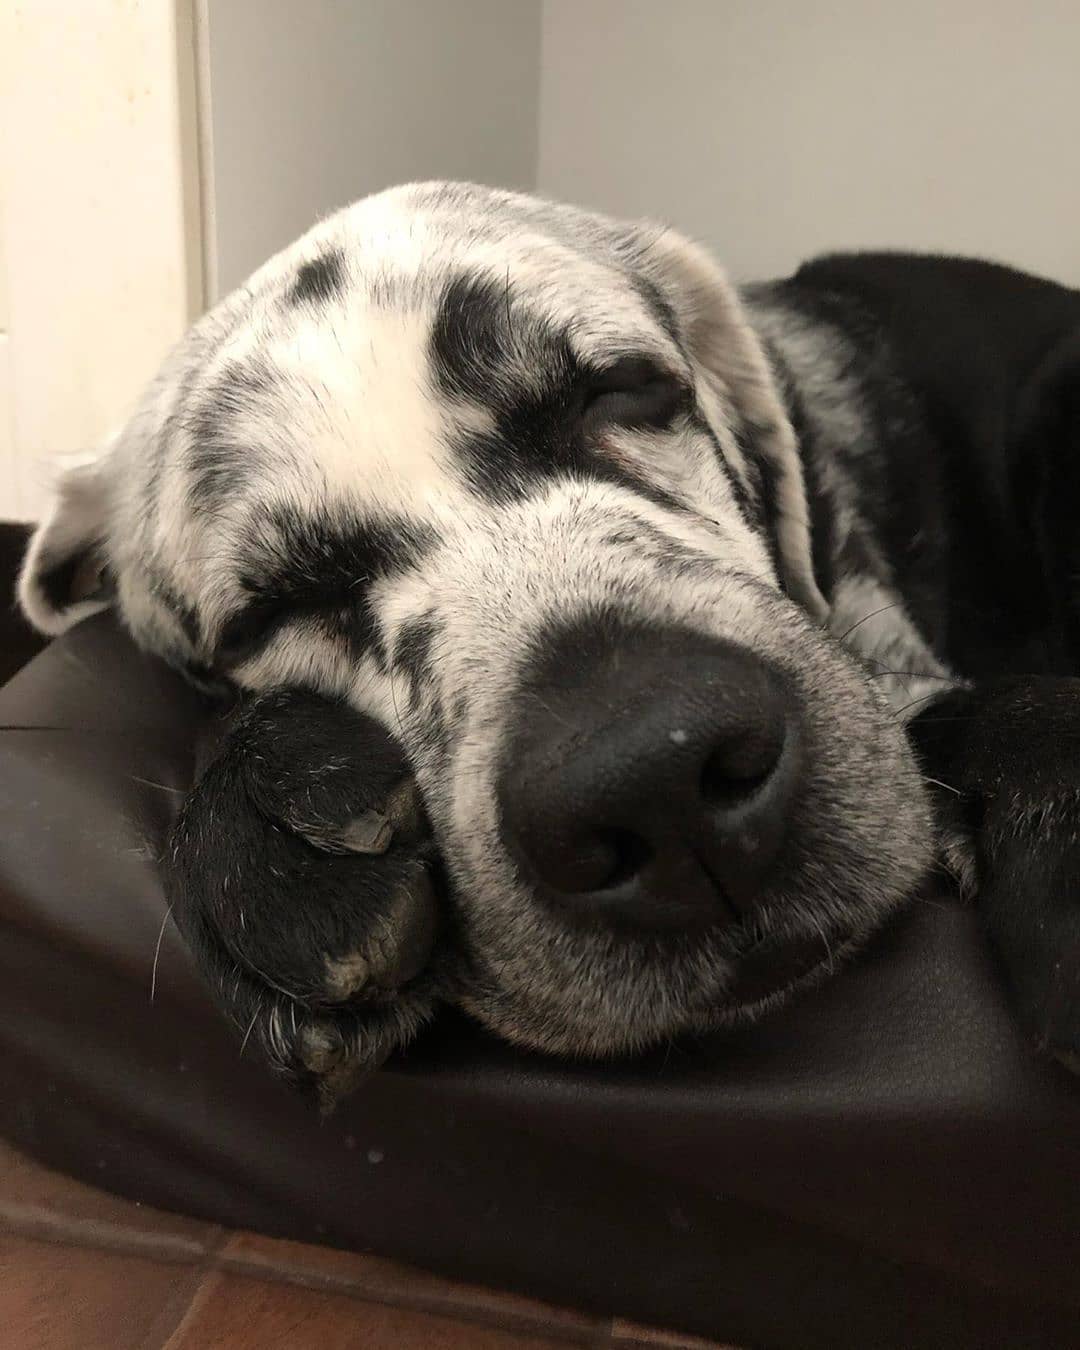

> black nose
[499,622,801,930]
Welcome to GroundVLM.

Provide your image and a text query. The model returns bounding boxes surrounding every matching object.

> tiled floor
[0,1140,733,1349]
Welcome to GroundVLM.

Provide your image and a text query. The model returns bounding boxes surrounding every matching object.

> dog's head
[20,183,932,1054]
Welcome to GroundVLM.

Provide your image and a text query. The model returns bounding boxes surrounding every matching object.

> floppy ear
[628,226,829,623]
[18,453,116,636]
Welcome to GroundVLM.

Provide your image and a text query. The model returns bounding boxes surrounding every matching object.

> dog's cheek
[786,662,935,919]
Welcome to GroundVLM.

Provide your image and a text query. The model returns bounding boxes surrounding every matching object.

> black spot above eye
[288,250,345,306]
[583,356,690,432]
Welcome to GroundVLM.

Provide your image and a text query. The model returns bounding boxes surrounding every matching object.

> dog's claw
[337,809,393,855]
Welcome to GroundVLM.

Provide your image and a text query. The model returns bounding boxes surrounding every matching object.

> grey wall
[206,0,542,295]
[205,1,1080,293]
[537,1,1080,284]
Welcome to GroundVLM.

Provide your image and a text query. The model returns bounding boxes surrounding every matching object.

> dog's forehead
[282,197,668,357]
[173,191,676,525]
[250,182,663,335]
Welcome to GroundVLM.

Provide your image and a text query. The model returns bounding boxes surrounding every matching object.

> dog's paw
[163,689,449,1108]
[914,677,1080,1075]
[978,810,1080,1075]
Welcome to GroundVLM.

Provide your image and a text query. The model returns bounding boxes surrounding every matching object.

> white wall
[538,0,1080,284]
[2,0,542,522]
[6,0,1078,525]
[1,0,203,522]
[205,0,542,296]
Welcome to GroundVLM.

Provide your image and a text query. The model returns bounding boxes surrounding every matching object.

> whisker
[901,715,976,725]
[131,775,185,795]
[235,957,301,1002]
[239,1007,260,1056]
[894,690,945,719]
[812,915,836,975]
[837,602,902,643]
[150,904,174,1003]
[866,668,955,682]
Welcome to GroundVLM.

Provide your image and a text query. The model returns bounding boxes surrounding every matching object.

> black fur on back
[787,252,1080,678]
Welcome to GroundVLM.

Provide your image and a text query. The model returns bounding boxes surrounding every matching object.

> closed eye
[215,594,293,668]
[582,355,690,433]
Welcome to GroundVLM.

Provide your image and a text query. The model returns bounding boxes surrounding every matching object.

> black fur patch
[216,505,436,671]
[180,659,236,700]
[690,411,762,536]
[431,273,694,514]
[38,545,103,613]
[632,275,681,344]
[163,686,443,1103]
[598,517,728,589]
[728,418,787,593]
[910,677,1080,1062]
[430,273,567,409]
[748,348,836,604]
[392,613,440,692]
[289,251,345,307]
[779,253,1080,673]
[147,566,201,648]
[185,356,277,508]
[148,345,212,533]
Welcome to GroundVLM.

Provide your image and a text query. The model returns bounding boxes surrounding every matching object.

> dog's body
[19,184,1080,1101]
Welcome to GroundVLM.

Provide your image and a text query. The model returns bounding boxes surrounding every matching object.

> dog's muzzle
[499,620,801,932]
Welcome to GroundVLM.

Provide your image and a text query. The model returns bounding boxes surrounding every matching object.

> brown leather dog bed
[1,615,1078,1349]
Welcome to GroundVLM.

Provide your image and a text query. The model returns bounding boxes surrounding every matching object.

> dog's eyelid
[583,354,691,432]
[214,578,383,669]
[215,595,292,667]
[588,353,683,394]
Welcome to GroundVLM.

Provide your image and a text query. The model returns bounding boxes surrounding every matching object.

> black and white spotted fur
[19,183,1080,1104]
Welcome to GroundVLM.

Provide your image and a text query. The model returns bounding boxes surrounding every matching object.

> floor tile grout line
[212,1253,606,1346]
[0,1215,607,1347]
[0,1228,224,1350]
[137,1253,221,1350]
[158,1265,226,1350]
[0,1208,215,1265]
[0,1200,718,1345]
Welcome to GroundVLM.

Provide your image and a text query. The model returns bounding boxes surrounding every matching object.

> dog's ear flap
[626,225,829,623]
[18,454,116,636]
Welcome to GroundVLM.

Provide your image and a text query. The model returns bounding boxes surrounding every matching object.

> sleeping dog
[19,183,1080,1104]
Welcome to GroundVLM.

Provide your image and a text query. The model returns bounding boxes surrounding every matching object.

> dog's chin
[456,911,875,1061]
[708,927,870,1029]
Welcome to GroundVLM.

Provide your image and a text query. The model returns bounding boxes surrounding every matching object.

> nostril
[541,827,653,894]
[501,625,802,928]
[699,727,785,807]
[592,828,652,891]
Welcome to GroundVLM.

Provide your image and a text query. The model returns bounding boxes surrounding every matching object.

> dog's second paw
[163,689,449,1107]
[915,677,1080,1076]
[978,797,1080,1076]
